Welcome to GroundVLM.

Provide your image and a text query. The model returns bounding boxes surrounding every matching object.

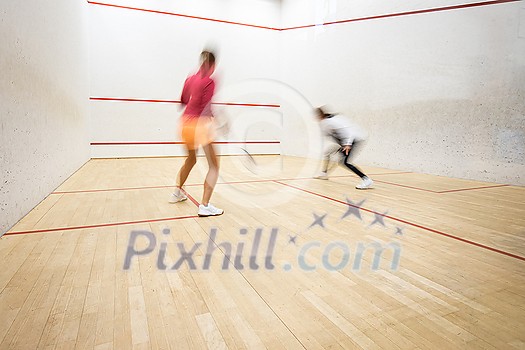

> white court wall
[280,0,525,185]
[0,0,91,235]
[88,0,284,158]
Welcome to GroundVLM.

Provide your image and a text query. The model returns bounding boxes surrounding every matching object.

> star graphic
[288,235,298,245]
[395,227,404,236]
[341,198,366,220]
[309,213,327,229]
[369,211,388,227]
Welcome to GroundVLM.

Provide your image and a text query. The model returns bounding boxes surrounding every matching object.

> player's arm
[327,123,352,154]
[202,79,216,117]
[339,126,355,155]
[202,80,215,106]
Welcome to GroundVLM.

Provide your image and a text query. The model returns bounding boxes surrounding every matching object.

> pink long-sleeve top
[180,69,215,118]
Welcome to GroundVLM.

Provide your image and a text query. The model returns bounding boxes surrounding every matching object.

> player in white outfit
[315,107,373,189]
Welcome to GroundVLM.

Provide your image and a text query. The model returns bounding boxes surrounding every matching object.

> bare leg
[177,148,197,188]
[201,143,219,206]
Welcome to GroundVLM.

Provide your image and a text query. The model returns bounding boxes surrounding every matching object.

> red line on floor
[328,172,413,180]
[180,188,200,207]
[437,184,510,193]
[365,171,413,176]
[281,0,519,30]
[187,179,276,188]
[53,185,172,194]
[5,215,200,236]
[50,172,506,196]
[370,179,439,193]
[273,180,525,262]
[50,172,412,195]
[370,179,510,194]
[87,1,280,30]
[90,97,280,108]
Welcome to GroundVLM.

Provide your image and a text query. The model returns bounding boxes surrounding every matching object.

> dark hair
[200,50,216,66]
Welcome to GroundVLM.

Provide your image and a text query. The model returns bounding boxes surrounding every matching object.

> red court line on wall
[281,0,520,30]
[5,215,199,236]
[88,0,518,31]
[90,97,181,104]
[212,102,281,108]
[90,97,280,108]
[273,180,525,262]
[87,1,280,30]
[90,141,281,146]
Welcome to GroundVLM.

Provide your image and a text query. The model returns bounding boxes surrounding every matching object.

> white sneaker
[314,172,328,180]
[198,203,224,217]
[356,177,373,189]
[168,190,187,203]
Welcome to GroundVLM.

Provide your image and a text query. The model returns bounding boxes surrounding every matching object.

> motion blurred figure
[169,50,223,216]
[315,107,373,189]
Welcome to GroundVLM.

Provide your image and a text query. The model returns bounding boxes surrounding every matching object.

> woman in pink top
[169,51,223,217]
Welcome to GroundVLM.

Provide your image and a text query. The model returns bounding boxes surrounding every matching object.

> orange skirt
[180,115,215,150]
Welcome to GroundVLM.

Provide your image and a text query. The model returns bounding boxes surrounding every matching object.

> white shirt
[320,114,367,146]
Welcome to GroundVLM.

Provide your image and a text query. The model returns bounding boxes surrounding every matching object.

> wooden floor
[1,156,524,349]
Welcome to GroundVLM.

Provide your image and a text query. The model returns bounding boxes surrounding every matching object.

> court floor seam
[186,200,308,349]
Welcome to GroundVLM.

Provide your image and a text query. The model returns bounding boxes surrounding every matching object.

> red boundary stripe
[371,179,510,194]
[7,188,202,236]
[373,179,439,193]
[438,184,510,193]
[180,188,200,207]
[335,177,509,194]
[8,175,512,238]
[90,97,280,108]
[51,172,509,195]
[87,1,280,30]
[90,97,181,104]
[281,0,520,30]
[88,0,519,31]
[50,172,411,195]
[90,141,280,146]
[54,185,171,194]
[5,215,199,236]
[273,180,525,262]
